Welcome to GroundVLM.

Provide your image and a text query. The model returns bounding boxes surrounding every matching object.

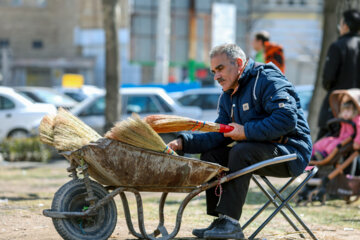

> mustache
[217,78,225,83]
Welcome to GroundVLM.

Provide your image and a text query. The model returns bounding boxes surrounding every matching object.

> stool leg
[251,176,305,239]
[259,174,318,240]
[242,175,297,230]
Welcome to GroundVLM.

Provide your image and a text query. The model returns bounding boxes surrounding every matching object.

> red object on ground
[219,124,234,133]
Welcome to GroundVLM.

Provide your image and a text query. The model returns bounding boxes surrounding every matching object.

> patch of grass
[0,167,68,181]
[1,166,360,239]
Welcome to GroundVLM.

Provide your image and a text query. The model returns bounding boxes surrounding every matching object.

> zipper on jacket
[231,103,235,122]
[253,71,260,101]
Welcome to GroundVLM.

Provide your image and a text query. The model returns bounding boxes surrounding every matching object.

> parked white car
[0,86,57,140]
[71,87,202,140]
[172,87,222,121]
[56,85,104,102]
[15,86,78,110]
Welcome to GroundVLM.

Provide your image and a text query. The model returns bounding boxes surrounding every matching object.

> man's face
[339,18,349,36]
[252,38,263,51]
[210,53,242,91]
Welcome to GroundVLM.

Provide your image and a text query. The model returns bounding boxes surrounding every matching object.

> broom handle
[219,124,234,133]
[190,121,234,133]
[189,121,234,133]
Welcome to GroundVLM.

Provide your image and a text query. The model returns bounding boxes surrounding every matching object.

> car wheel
[8,129,29,139]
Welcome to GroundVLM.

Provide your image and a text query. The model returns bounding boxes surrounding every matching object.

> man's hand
[223,122,246,141]
[353,142,360,150]
[167,138,183,151]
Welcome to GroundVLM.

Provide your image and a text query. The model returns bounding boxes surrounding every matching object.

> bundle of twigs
[144,114,234,133]
[39,114,55,146]
[105,113,177,155]
[52,108,101,151]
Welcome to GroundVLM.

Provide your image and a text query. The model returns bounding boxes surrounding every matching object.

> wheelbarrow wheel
[51,179,117,240]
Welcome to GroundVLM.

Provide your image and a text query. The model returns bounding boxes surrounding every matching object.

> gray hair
[209,43,247,67]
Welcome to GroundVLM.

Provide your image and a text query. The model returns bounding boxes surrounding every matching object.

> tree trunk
[308,0,360,141]
[307,0,340,141]
[102,0,120,133]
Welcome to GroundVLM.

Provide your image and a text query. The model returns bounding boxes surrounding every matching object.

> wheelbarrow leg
[153,193,169,237]
[119,192,143,239]
[120,190,167,239]
[120,188,203,240]
[119,190,169,239]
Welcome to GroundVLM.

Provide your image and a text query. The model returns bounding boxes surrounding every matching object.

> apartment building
[0,0,97,86]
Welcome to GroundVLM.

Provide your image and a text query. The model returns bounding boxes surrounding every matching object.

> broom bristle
[105,113,177,155]
[144,114,220,133]
[53,108,101,151]
[39,114,55,146]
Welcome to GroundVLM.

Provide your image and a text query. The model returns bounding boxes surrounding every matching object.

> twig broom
[144,114,234,133]
[105,113,177,155]
[53,108,101,151]
[39,114,55,146]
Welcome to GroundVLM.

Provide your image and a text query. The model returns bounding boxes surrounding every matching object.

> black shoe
[192,218,222,238]
[203,217,245,239]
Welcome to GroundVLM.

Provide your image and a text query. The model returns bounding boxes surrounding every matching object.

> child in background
[312,100,360,160]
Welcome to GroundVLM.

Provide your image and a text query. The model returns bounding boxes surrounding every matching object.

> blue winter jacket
[181,59,312,176]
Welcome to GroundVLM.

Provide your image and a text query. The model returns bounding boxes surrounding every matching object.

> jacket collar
[339,32,360,39]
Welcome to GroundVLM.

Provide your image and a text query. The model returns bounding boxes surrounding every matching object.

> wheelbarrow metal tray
[62,138,228,192]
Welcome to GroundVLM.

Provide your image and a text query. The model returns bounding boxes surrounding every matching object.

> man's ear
[236,58,243,71]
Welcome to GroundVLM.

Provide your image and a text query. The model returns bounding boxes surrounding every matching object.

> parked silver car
[71,87,202,141]
[172,87,222,121]
[15,86,77,110]
[55,85,104,102]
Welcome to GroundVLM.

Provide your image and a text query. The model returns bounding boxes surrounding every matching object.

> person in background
[168,43,311,239]
[252,30,285,73]
[317,9,360,139]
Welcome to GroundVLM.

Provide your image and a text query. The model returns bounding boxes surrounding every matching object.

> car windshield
[16,91,36,103]
[178,93,220,110]
[64,92,87,102]
[30,89,77,105]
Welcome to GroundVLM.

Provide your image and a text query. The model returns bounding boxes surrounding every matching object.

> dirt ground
[0,160,360,240]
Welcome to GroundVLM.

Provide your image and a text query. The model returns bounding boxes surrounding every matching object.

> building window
[37,0,47,8]
[0,39,9,48]
[32,40,43,49]
[11,0,23,6]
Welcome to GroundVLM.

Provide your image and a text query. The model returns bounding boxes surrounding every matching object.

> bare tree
[102,0,120,132]
[307,0,360,141]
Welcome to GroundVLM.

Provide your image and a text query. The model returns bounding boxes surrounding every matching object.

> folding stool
[242,166,318,240]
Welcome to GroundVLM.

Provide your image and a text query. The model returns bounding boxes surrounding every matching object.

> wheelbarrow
[43,138,297,240]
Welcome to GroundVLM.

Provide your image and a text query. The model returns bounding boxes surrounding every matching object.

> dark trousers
[200,141,292,220]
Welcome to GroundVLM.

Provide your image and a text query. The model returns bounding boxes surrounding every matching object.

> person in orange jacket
[252,30,285,74]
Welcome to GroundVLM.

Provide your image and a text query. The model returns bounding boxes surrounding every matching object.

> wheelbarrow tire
[51,179,117,240]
